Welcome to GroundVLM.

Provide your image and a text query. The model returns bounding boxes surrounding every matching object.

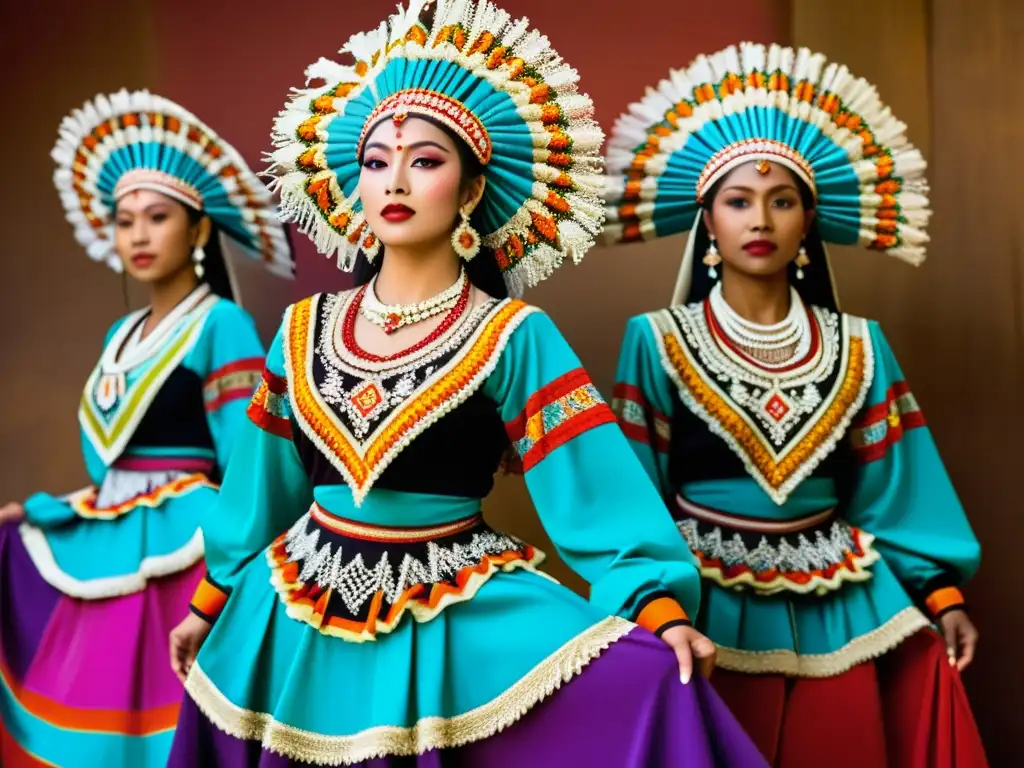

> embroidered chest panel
[79,293,217,466]
[651,304,874,504]
[284,291,535,504]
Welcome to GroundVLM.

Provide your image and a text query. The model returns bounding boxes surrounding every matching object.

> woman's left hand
[939,609,979,672]
[659,624,717,684]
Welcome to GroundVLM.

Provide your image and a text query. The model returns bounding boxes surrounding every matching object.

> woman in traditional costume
[605,43,987,766]
[164,2,767,766]
[0,90,292,766]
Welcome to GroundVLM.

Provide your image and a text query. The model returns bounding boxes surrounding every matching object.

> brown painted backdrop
[2,0,1018,762]
[792,1,1023,761]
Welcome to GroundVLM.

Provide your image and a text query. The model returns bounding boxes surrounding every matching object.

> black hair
[185,207,235,301]
[686,167,838,311]
[351,114,508,300]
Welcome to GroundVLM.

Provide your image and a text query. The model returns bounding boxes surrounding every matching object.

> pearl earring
[703,237,721,279]
[192,245,206,279]
[795,243,810,280]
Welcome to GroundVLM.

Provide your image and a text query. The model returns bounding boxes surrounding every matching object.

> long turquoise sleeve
[844,322,980,611]
[612,314,675,499]
[191,322,314,622]
[485,310,700,627]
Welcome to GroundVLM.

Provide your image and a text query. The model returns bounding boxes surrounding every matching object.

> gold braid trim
[714,606,931,678]
[185,616,634,765]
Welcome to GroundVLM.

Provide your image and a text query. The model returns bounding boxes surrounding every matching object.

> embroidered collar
[285,291,535,505]
[98,284,213,374]
[651,303,874,504]
[79,287,219,466]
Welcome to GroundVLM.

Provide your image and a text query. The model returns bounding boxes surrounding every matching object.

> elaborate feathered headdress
[603,43,930,305]
[52,89,292,277]
[266,0,605,296]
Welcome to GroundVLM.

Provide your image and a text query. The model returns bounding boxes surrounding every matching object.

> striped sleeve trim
[925,586,966,620]
[204,357,265,412]
[850,381,926,463]
[612,382,671,453]
[633,591,691,636]
[505,368,616,473]
[189,575,230,623]
[246,368,292,439]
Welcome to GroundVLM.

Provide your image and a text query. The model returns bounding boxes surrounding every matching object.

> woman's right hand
[169,612,213,684]
[0,502,25,525]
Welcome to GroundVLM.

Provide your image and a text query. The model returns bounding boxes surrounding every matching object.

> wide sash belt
[267,502,543,642]
[672,495,879,596]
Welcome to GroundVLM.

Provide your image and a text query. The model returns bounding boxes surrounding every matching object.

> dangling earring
[192,244,206,279]
[362,229,381,262]
[451,206,481,261]
[795,242,810,280]
[703,237,722,279]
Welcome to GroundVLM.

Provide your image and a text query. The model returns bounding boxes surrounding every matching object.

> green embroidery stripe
[81,314,206,451]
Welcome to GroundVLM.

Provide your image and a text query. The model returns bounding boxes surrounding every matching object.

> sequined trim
[612,383,671,453]
[247,368,292,438]
[184,617,634,764]
[676,516,879,596]
[204,357,264,412]
[650,308,874,504]
[285,294,536,505]
[505,368,616,472]
[267,506,544,642]
[64,473,216,521]
[850,381,926,463]
[714,607,931,678]
[79,295,218,466]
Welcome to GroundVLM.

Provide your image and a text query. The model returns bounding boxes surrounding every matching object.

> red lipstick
[130,252,156,268]
[742,239,778,256]
[381,203,415,222]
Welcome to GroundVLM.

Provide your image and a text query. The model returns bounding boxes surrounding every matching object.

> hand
[939,609,978,672]
[0,502,25,525]
[659,624,717,684]
[169,612,213,684]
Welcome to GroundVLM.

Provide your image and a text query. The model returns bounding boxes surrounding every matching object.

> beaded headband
[113,169,205,210]
[696,139,815,202]
[357,89,491,165]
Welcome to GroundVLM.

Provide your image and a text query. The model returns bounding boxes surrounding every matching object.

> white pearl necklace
[360,268,466,335]
[709,283,811,361]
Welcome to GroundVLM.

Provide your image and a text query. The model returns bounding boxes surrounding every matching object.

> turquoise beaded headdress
[603,43,930,305]
[266,0,605,296]
[51,90,292,277]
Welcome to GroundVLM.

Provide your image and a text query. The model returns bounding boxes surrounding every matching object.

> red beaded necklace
[341,279,472,364]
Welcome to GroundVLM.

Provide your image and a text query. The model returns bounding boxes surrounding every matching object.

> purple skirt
[169,627,766,767]
[0,521,202,766]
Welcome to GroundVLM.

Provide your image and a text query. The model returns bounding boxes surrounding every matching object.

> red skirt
[712,630,988,767]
